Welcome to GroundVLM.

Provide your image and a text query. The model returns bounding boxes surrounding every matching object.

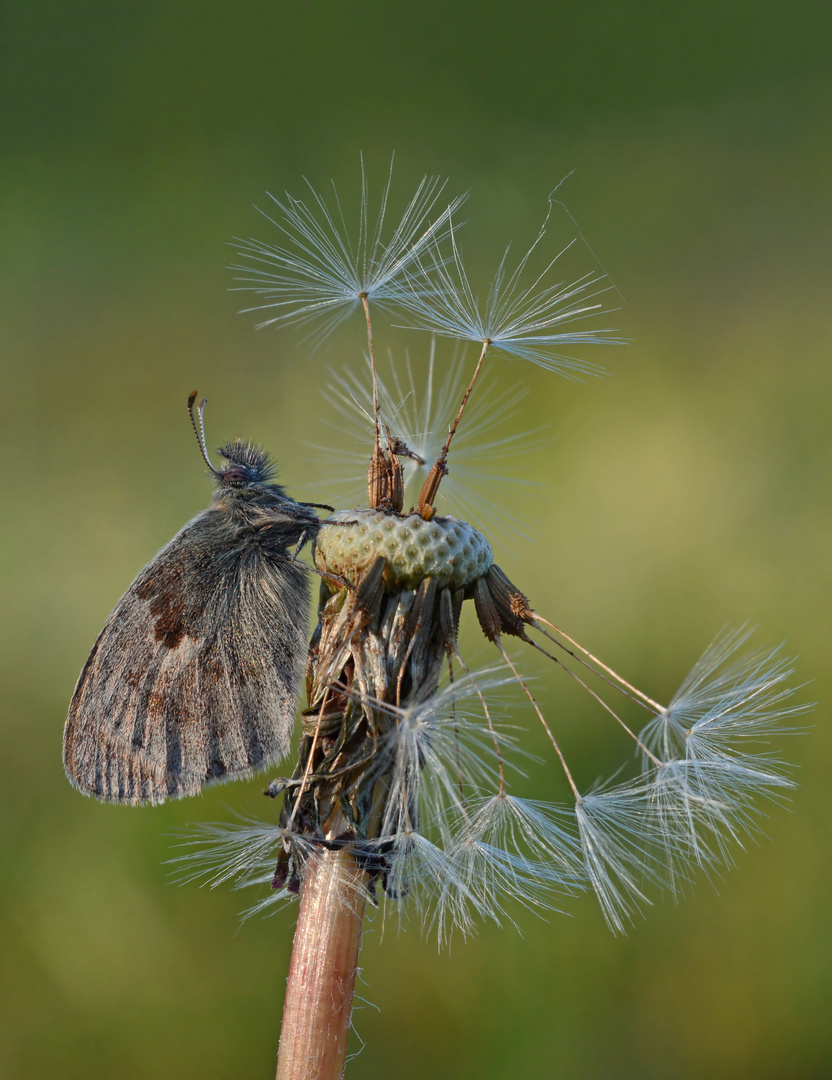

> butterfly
[63,393,331,805]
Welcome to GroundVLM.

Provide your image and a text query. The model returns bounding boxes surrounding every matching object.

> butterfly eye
[223,465,251,486]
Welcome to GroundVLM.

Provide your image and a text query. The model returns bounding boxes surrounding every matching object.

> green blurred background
[2,2,830,1077]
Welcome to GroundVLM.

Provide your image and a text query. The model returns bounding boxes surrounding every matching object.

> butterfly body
[64,438,323,806]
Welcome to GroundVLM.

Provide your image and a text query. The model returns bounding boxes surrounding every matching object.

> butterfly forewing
[63,509,310,805]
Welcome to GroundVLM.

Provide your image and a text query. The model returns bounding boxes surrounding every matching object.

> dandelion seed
[573,781,668,934]
[436,835,555,941]
[231,157,465,344]
[390,197,623,515]
[651,628,808,751]
[368,828,466,929]
[398,202,623,376]
[445,793,586,905]
[511,615,807,905]
[364,671,525,840]
[633,629,809,876]
[651,758,787,875]
[169,818,317,894]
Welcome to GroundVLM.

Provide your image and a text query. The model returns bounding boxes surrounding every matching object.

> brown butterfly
[63,393,331,805]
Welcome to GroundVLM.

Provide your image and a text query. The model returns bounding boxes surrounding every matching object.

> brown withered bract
[63,395,328,806]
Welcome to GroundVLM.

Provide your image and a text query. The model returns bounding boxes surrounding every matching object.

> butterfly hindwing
[63,510,310,805]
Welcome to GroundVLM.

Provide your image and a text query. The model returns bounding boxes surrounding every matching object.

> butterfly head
[216,440,281,489]
[210,440,299,518]
[187,392,322,531]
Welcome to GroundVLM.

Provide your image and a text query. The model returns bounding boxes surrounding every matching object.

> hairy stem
[275,830,367,1080]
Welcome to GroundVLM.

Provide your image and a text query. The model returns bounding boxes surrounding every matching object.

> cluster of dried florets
[180,162,806,937]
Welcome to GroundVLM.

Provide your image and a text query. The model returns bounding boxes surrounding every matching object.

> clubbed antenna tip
[187,390,218,475]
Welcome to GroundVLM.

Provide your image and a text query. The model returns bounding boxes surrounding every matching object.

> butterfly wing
[63,510,310,805]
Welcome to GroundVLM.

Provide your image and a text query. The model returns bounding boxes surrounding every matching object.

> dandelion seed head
[180,165,806,946]
[315,506,493,590]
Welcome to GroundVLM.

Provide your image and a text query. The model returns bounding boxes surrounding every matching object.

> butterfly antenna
[187,390,219,475]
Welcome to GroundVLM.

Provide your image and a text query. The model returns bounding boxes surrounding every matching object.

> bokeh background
[2,2,830,1077]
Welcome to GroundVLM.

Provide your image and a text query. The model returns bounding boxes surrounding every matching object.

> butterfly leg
[288,534,353,592]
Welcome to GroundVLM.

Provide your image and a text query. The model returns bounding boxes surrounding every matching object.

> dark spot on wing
[136,549,211,650]
[152,602,187,648]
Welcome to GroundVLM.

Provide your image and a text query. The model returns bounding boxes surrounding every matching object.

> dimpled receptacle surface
[315,509,493,590]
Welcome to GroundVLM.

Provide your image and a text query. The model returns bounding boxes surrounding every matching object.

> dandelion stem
[275,817,367,1080]
[417,338,490,515]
